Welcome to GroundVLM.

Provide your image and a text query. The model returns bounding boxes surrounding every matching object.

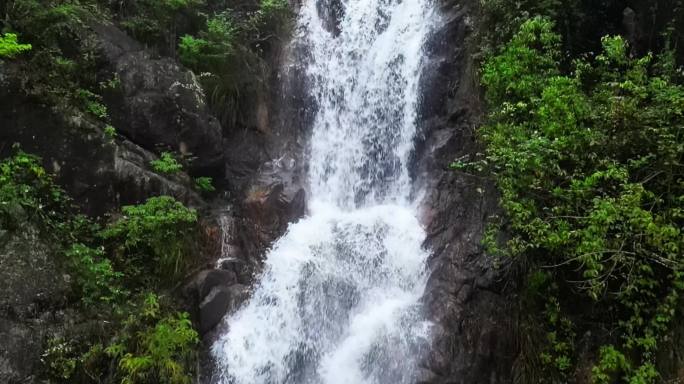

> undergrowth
[464,15,684,383]
[0,151,201,383]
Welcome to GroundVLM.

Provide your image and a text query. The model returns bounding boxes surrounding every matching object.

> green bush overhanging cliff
[460,2,684,382]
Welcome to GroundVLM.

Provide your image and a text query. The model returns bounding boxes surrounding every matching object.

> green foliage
[0,154,202,381]
[44,294,199,383]
[41,338,79,380]
[254,0,291,37]
[592,345,631,384]
[117,0,202,50]
[0,32,32,58]
[2,0,107,112]
[4,0,96,45]
[1,0,216,380]
[178,0,293,126]
[178,13,236,68]
[178,35,210,68]
[540,295,575,377]
[481,17,561,107]
[100,74,122,90]
[0,150,70,229]
[479,18,684,382]
[104,124,117,139]
[194,176,215,193]
[102,196,198,282]
[65,243,125,306]
[151,152,183,174]
[478,0,564,57]
[104,293,198,384]
[178,11,255,126]
[76,89,108,120]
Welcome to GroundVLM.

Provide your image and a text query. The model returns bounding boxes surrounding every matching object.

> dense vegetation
[1,151,201,383]
[0,32,31,58]
[0,0,293,381]
[7,0,682,382]
[178,0,292,125]
[461,1,684,382]
[0,0,291,128]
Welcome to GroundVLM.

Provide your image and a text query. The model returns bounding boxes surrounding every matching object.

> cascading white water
[212,0,437,383]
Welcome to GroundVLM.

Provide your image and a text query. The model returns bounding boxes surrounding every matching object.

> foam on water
[212,0,437,382]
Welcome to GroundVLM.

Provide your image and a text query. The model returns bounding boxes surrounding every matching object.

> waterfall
[211,0,437,382]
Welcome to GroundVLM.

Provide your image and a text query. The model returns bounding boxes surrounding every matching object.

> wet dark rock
[184,268,250,335]
[0,224,70,383]
[236,181,306,282]
[192,269,238,302]
[622,8,637,40]
[216,257,240,270]
[0,30,213,216]
[199,284,248,334]
[414,1,517,382]
[193,36,312,380]
[92,24,225,177]
[218,34,310,284]
[623,1,684,60]
[0,318,46,384]
[199,286,232,334]
[414,2,684,382]
[0,95,203,216]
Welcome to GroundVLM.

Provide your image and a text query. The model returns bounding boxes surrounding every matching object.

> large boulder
[184,268,249,335]
[0,55,204,216]
[236,180,305,282]
[199,284,248,334]
[92,24,225,177]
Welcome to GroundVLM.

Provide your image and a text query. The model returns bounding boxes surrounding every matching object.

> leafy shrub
[151,152,183,174]
[104,125,117,139]
[4,0,95,45]
[65,243,125,306]
[178,13,236,68]
[0,32,32,58]
[104,293,198,384]
[117,0,202,51]
[2,0,108,116]
[194,176,215,192]
[0,151,201,382]
[178,12,254,126]
[46,294,199,383]
[178,35,210,69]
[478,17,684,382]
[178,1,293,127]
[76,89,108,120]
[100,74,121,90]
[101,196,198,282]
[0,150,70,229]
[253,0,291,36]
[477,0,564,54]
[41,338,79,381]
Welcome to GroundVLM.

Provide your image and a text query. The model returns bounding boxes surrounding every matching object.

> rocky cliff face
[414,1,517,383]
[0,223,72,383]
[5,1,680,383]
[0,15,305,381]
[413,1,684,383]
[0,26,216,217]
[2,1,513,382]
